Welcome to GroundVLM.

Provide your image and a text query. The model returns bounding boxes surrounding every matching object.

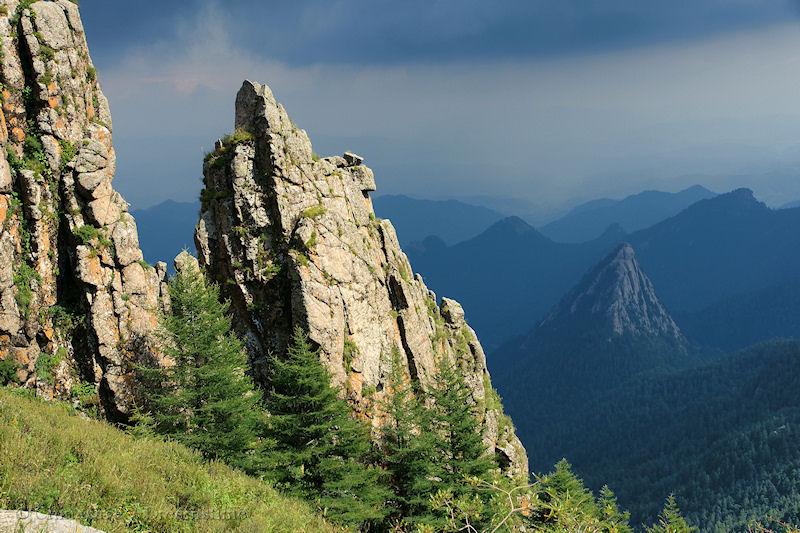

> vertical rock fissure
[396,315,419,384]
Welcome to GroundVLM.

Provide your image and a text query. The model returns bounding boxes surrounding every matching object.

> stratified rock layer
[0,1,163,418]
[196,81,527,477]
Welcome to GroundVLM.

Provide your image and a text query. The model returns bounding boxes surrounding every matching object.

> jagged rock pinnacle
[196,80,529,478]
[0,1,165,418]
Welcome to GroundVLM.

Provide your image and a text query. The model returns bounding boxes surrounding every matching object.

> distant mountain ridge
[408,216,621,348]
[628,188,800,314]
[372,194,505,245]
[410,187,800,350]
[540,185,716,243]
[131,200,200,267]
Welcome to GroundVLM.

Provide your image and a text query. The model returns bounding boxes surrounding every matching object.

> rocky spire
[537,243,686,344]
[196,80,528,477]
[0,1,165,419]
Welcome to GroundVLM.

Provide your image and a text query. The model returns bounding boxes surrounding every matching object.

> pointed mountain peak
[538,243,686,344]
[478,216,552,246]
[198,79,528,477]
[490,215,537,235]
[609,241,635,263]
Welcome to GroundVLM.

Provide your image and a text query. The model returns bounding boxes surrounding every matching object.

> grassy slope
[0,388,335,532]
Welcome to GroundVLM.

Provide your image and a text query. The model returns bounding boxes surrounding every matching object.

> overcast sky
[80,0,800,213]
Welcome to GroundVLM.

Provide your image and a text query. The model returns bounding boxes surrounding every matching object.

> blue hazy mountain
[628,188,800,314]
[540,185,716,243]
[493,243,800,530]
[677,278,800,351]
[493,242,691,386]
[131,200,199,266]
[372,194,505,245]
[780,199,800,209]
[408,217,624,348]
[410,188,800,350]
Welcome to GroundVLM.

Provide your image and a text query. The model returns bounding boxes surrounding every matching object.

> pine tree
[541,459,598,520]
[380,347,440,528]
[138,264,262,471]
[525,459,626,531]
[646,495,695,533]
[425,356,498,529]
[260,327,390,528]
[428,357,496,493]
[599,485,633,533]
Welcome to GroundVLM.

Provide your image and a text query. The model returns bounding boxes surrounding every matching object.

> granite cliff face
[0,0,164,418]
[196,81,528,477]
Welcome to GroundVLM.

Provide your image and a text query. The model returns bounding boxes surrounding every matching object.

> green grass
[203,129,255,170]
[0,388,336,532]
[73,224,113,251]
[301,204,326,219]
[12,262,40,319]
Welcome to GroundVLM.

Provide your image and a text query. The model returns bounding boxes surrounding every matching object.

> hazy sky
[80,0,800,213]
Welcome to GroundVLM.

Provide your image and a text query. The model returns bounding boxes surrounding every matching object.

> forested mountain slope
[677,278,800,351]
[492,243,800,530]
[534,340,800,531]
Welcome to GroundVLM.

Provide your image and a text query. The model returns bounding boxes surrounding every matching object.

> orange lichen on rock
[11,127,24,143]
[0,196,8,227]
[0,109,7,144]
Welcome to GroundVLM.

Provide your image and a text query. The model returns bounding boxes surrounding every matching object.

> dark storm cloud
[81,0,800,67]
[78,0,800,211]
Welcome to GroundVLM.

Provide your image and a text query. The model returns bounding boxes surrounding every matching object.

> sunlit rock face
[196,80,528,478]
[0,1,164,419]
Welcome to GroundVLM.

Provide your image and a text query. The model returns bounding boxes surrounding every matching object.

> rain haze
[80,0,800,215]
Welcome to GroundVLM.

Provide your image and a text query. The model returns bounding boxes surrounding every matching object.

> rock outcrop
[535,242,687,346]
[496,242,689,391]
[0,510,104,533]
[0,1,163,419]
[196,81,528,477]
